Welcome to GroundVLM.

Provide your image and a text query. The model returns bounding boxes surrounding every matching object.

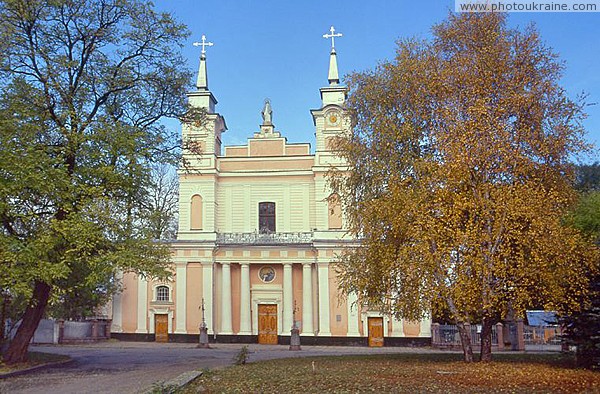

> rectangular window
[259,202,276,233]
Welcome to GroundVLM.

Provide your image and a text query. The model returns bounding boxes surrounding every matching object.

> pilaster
[239,263,251,334]
[202,261,214,334]
[221,262,233,334]
[111,271,123,333]
[135,276,148,333]
[317,262,331,336]
[346,291,360,336]
[283,263,293,331]
[175,262,187,333]
[301,263,314,334]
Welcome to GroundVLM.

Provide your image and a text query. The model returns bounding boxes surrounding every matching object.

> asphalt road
[0,342,436,393]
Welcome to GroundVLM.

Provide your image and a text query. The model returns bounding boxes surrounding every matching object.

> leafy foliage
[330,13,598,361]
[0,0,194,362]
[575,162,600,193]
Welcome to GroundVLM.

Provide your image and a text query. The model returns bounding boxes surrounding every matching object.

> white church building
[110,28,431,346]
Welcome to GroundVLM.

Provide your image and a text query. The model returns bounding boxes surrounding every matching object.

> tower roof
[323,26,342,86]
[328,48,339,85]
[189,34,218,113]
[192,35,214,90]
[196,53,208,90]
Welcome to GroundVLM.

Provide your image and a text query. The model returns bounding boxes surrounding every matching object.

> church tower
[312,26,349,163]
[312,26,349,233]
[183,35,227,168]
[178,35,225,239]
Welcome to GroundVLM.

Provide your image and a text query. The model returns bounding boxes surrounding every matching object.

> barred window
[156,286,170,302]
[258,202,276,233]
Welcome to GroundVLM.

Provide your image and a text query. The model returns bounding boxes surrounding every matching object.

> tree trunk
[3,281,51,364]
[0,294,7,343]
[480,315,493,362]
[456,322,474,362]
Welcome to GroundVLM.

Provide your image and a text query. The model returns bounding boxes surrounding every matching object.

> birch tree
[331,13,598,362]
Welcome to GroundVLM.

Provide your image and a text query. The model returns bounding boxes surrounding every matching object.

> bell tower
[311,26,349,165]
[312,26,349,234]
[183,35,227,170]
[178,34,226,239]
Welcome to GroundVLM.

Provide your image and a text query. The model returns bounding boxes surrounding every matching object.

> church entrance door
[368,317,384,347]
[258,304,278,344]
[155,314,168,343]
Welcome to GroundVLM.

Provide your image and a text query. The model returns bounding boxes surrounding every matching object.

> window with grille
[258,202,276,233]
[156,286,170,302]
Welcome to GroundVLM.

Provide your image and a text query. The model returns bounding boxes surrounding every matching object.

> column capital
[283,262,293,267]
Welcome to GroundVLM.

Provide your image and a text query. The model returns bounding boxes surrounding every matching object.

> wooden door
[258,304,278,344]
[155,314,168,343]
[368,317,384,347]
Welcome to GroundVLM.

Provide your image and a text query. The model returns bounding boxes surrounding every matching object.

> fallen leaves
[185,353,600,393]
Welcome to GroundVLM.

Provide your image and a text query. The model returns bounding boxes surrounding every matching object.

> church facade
[111,31,431,346]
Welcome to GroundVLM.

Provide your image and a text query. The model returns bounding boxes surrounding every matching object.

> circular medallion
[258,266,276,283]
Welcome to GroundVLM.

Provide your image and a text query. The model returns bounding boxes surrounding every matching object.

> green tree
[330,13,598,362]
[562,165,600,369]
[0,0,193,363]
[45,164,179,321]
[575,162,600,193]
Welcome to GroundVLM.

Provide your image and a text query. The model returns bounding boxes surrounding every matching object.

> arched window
[328,193,342,229]
[156,286,170,302]
[190,194,203,230]
[258,202,276,233]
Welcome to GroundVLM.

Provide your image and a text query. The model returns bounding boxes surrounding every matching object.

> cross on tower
[323,25,343,49]
[193,34,214,55]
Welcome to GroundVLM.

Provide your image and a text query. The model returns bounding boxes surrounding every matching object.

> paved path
[0,342,444,393]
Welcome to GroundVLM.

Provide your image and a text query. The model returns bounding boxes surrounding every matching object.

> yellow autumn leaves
[330,13,598,336]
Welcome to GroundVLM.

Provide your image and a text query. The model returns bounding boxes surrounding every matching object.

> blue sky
[154,0,599,162]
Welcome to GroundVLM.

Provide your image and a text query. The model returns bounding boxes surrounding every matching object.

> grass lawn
[185,353,599,393]
[0,351,70,375]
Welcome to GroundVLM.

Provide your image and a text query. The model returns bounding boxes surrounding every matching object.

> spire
[196,53,208,90]
[193,35,214,91]
[323,26,342,86]
[328,49,339,85]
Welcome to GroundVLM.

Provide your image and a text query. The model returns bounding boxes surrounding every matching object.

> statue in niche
[262,98,273,125]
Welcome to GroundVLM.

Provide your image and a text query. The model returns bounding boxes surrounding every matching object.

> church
[110,28,431,346]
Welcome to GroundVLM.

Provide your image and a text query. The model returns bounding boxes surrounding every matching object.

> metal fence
[432,322,563,351]
[216,232,314,245]
[432,324,498,348]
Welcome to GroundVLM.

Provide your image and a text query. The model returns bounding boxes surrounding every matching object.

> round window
[258,266,276,283]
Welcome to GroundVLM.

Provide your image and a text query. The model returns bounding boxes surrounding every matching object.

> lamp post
[290,300,301,350]
[198,298,210,348]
